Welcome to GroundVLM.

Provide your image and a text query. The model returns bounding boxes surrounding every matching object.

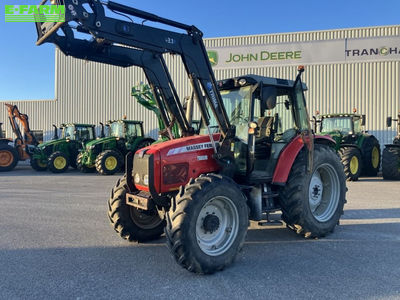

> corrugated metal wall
[1,25,399,147]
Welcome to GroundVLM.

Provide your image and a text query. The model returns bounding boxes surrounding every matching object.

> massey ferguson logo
[167,142,216,156]
[345,46,400,57]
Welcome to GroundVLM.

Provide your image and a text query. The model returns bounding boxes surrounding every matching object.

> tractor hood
[133,134,221,194]
[85,136,118,148]
[38,138,68,149]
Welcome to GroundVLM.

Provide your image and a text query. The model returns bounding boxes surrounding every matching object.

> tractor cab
[62,123,96,143]
[201,72,310,182]
[316,114,366,148]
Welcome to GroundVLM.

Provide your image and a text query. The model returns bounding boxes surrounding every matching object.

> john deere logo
[207,51,218,66]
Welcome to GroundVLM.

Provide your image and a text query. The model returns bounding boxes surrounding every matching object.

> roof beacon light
[353,108,357,113]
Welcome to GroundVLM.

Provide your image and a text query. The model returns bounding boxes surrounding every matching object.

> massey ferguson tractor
[35,0,347,274]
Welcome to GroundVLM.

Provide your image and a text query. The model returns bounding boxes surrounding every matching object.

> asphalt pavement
[0,165,399,299]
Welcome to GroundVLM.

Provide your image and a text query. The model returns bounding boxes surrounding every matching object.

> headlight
[143,174,149,186]
[134,173,140,184]
[162,163,189,185]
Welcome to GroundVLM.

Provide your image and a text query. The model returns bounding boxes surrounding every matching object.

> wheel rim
[105,156,117,170]
[308,163,340,222]
[372,146,379,168]
[0,150,13,167]
[130,207,163,229]
[196,196,239,256]
[54,156,67,169]
[350,156,359,175]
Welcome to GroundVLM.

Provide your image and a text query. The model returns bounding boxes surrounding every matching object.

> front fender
[272,135,336,185]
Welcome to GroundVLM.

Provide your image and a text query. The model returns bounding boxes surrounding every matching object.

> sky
[0,0,399,100]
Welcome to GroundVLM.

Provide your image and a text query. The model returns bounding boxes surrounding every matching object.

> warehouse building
[1,25,399,148]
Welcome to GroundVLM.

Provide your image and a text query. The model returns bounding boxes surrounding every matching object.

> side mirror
[386,117,392,127]
[261,86,277,110]
[361,115,366,126]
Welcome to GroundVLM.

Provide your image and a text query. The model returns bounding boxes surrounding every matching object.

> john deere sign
[207,36,400,69]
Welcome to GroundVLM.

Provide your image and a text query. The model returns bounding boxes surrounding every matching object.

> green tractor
[314,113,380,181]
[77,119,154,175]
[382,114,400,180]
[30,123,96,173]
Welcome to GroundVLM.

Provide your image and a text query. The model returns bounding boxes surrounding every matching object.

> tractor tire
[134,138,155,152]
[95,150,123,175]
[361,136,381,176]
[165,174,249,274]
[339,147,362,181]
[108,175,165,242]
[30,158,47,171]
[48,151,69,173]
[279,144,346,238]
[76,152,95,173]
[0,144,18,172]
[382,147,400,180]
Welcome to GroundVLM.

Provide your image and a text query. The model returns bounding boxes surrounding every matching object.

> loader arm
[4,104,38,146]
[35,0,234,165]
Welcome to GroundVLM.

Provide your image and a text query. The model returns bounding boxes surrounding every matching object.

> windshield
[200,85,252,142]
[321,117,352,134]
[110,122,124,138]
[62,126,75,139]
[75,126,94,141]
[126,123,142,137]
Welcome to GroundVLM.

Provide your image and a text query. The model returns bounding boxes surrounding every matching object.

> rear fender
[272,135,335,185]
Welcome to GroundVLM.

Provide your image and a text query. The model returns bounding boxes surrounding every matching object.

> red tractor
[36,0,347,274]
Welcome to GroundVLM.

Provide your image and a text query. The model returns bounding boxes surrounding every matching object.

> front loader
[314,113,380,181]
[35,0,347,274]
[382,114,400,179]
[0,104,38,172]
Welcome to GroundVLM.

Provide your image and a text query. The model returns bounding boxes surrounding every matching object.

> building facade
[1,25,399,147]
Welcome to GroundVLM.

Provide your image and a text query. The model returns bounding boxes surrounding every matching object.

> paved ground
[0,165,399,299]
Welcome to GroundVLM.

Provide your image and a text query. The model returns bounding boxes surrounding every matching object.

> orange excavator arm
[4,103,38,150]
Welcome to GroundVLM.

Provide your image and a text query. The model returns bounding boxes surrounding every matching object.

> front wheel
[96,150,123,175]
[361,136,381,176]
[30,157,47,171]
[165,174,249,274]
[76,152,95,173]
[339,147,362,181]
[279,144,346,238]
[108,176,165,241]
[48,151,69,173]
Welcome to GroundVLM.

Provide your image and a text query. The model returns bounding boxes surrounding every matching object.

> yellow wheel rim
[350,156,359,175]
[105,156,117,170]
[54,156,67,169]
[0,150,13,167]
[371,146,380,169]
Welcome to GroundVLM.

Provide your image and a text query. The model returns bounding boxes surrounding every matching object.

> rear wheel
[339,147,362,181]
[108,176,165,241]
[279,144,346,238]
[48,151,69,173]
[165,174,248,274]
[30,157,47,171]
[76,152,95,173]
[361,136,381,176]
[0,144,18,172]
[382,146,400,180]
[96,150,123,175]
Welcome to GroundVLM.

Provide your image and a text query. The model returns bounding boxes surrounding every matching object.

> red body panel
[135,134,221,194]
[272,135,335,184]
